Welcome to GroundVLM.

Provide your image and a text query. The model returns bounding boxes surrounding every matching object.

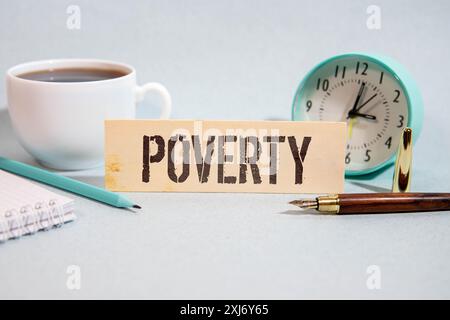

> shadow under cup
[6,59,137,171]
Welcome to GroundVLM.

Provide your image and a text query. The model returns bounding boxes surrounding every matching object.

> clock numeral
[393,90,401,103]
[316,78,329,91]
[364,149,372,162]
[397,115,405,128]
[345,152,351,164]
[379,71,384,84]
[356,62,368,76]
[306,100,312,112]
[385,136,392,149]
[335,65,346,79]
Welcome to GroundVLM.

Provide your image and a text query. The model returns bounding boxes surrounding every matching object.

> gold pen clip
[392,127,413,192]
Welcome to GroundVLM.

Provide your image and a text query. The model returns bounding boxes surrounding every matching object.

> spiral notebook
[0,169,76,242]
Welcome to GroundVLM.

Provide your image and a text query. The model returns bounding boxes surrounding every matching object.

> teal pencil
[0,157,141,209]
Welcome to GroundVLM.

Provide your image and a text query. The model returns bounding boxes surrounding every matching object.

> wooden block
[105,120,346,194]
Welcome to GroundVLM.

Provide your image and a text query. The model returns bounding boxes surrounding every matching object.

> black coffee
[17,67,128,82]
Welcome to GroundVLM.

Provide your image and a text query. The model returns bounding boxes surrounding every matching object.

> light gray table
[1,109,449,299]
[1,0,450,299]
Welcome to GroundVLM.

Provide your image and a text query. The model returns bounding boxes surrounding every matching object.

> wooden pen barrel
[337,193,450,214]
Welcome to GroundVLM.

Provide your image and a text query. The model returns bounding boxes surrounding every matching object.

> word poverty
[142,134,311,185]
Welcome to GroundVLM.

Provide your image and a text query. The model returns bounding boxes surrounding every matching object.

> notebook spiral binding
[0,199,66,243]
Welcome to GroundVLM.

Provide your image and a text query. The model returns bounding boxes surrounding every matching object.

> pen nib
[133,204,142,209]
[289,199,318,209]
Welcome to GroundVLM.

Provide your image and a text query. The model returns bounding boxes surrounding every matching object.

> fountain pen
[289,193,450,215]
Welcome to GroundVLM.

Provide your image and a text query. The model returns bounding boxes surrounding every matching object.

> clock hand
[347,117,357,140]
[347,82,366,118]
[352,93,378,113]
[350,112,377,120]
[352,82,366,112]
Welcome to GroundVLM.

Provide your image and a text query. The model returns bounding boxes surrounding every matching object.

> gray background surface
[0,0,449,299]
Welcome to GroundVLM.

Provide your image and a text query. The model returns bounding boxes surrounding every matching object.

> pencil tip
[133,204,142,209]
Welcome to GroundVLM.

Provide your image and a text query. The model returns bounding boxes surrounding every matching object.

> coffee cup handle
[135,83,172,119]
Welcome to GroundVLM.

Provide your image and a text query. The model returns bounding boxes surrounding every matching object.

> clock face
[293,55,409,172]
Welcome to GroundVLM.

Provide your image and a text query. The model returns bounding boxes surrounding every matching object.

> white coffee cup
[6,59,171,170]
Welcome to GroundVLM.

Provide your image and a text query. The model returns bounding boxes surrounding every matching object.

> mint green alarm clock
[292,53,423,176]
